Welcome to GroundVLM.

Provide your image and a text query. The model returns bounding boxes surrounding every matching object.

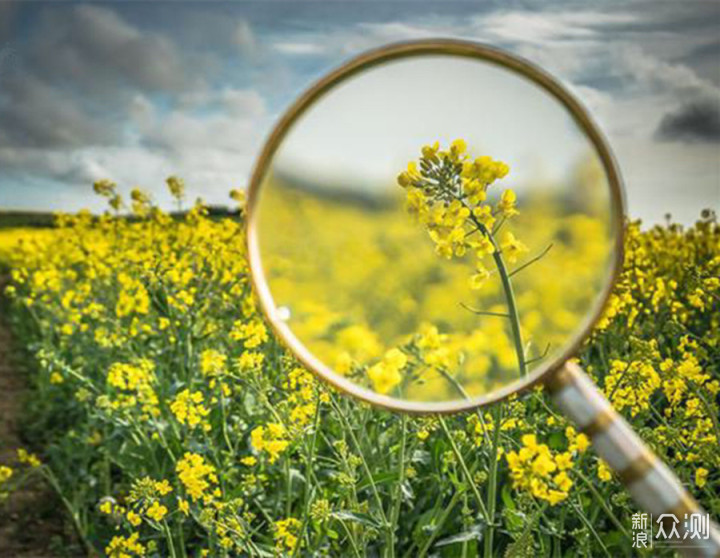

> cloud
[477,11,636,45]
[0,4,212,150]
[0,3,18,42]
[0,73,121,148]
[273,42,327,56]
[28,5,200,96]
[655,98,720,143]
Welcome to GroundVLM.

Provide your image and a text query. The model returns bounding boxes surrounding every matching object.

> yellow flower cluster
[274,517,301,553]
[506,434,574,506]
[176,452,218,502]
[230,319,268,349]
[604,359,661,417]
[0,466,13,483]
[199,349,227,377]
[251,423,290,463]
[284,367,319,426]
[106,360,159,418]
[17,448,41,467]
[171,389,211,431]
[398,139,526,290]
[105,532,146,558]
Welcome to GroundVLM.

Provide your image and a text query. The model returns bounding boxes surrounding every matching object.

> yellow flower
[500,232,528,264]
[469,265,491,290]
[546,489,568,506]
[555,452,573,471]
[0,466,13,483]
[497,189,519,217]
[367,348,407,395]
[531,451,557,477]
[178,498,190,516]
[17,448,41,468]
[553,471,573,492]
[154,479,173,496]
[574,434,590,453]
[472,205,496,229]
[127,510,142,527]
[449,138,467,159]
[696,467,709,488]
[145,500,168,522]
[597,460,612,482]
[166,176,185,200]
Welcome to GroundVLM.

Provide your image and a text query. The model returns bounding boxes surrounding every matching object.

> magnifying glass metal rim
[246,38,627,414]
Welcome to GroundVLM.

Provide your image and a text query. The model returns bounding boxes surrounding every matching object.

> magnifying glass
[246,40,720,555]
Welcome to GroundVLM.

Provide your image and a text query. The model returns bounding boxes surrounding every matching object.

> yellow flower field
[0,175,717,557]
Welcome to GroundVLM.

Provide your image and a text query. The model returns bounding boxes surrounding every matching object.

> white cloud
[273,42,327,56]
[476,11,635,45]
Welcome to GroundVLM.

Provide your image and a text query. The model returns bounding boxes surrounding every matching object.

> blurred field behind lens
[254,55,616,403]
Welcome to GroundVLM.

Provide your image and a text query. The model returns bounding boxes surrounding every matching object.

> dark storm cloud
[0,73,120,149]
[0,2,18,42]
[27,5,198,96]
[655,98,720,143]
[0,4,215,150]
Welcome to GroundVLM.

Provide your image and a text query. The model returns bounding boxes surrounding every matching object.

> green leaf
[331,511,383,529]
[434,525,483,547]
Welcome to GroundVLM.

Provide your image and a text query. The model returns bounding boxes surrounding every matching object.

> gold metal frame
[246,39,626,414]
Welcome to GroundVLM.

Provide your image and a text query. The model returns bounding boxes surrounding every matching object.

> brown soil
[0,279,82,557]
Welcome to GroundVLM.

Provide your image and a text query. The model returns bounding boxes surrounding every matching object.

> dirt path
[0,280,78,557]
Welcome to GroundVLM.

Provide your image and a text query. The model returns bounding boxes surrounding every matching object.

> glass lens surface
[252,54,618,406]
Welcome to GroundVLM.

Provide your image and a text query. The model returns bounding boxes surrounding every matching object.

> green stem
[339,519,363,558]
[575,469,630,538]
[468,212,527,377]
[329,397,389,525]
[571,501,611,557]
[291,399,322,558]
[284,456,292,518]
[416,488,464,557]
[164,520,178,558]
[438,416,489,521]
[218,382,234,456]
[388,414,408,554]
[483,404,503,558]
[487,233,527,377]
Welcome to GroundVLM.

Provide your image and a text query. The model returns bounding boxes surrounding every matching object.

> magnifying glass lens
[252,54,618,407]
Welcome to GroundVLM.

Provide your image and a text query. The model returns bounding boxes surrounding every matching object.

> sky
[0,0,718,224]
[274,55,601,193]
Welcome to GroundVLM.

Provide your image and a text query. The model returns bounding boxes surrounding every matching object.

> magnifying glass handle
[547,361,720,557]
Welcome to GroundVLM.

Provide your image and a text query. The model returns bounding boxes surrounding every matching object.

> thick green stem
[487,234,527,377]
[466,212,527,378]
